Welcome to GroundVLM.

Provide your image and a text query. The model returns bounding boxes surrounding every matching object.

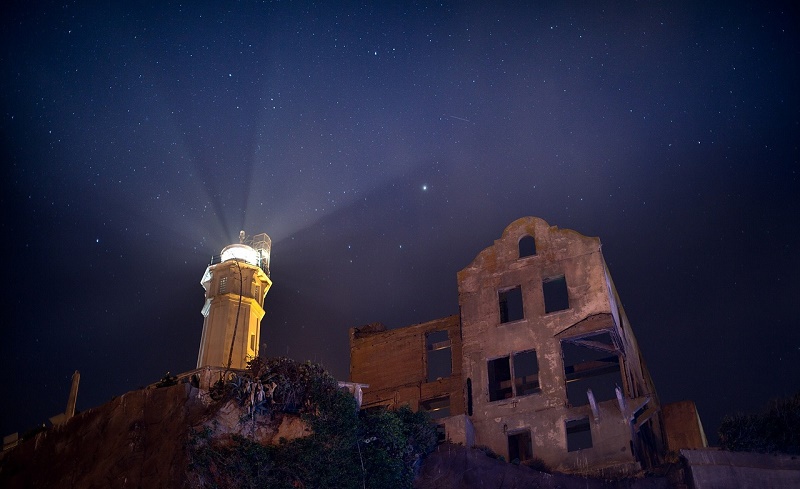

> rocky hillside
[0,358,434,489]
[1,362,675,489]
[0,382,309,488]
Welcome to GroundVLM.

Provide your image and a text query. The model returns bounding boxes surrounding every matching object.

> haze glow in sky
[2,1,798,443]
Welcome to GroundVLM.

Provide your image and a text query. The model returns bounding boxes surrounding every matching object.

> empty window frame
[420,396,451,420]
[508,430,533,463]
[566,417,592,451]
[499,286,524,323]
[518,235,536,258]
[250,334,256,352]
[543,276,569,313]
[562,332,622,407]
[426,330,452,382]
[513,350,541,396]
[488,350,540,402]
[488,357,512,401]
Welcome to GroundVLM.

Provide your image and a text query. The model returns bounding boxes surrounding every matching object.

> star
[1,1,795,450]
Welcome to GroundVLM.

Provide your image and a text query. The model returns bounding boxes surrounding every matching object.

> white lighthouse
[196,232,272,370]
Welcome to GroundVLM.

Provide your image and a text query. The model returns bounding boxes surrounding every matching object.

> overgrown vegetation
[718,392,800,455]
[474,445,551,473]
[155,372,178,388]
[188,357,438,488]
[475,444,504,462]
[522,456,552,473]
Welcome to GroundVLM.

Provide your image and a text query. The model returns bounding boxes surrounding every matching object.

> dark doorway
[508,430,533,462]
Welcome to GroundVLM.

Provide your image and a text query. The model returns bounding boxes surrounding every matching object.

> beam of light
[242,123,447,246]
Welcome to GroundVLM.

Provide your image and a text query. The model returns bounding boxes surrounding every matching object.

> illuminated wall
[197,244,272,370]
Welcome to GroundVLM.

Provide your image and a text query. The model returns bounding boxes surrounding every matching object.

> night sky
[2,2,798,444]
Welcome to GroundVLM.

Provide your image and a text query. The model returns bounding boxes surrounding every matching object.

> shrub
[475,445,501,460]
[155,372,177,388]
[187,358,437,488]
[718,392,800,454]
[523,456,551,473]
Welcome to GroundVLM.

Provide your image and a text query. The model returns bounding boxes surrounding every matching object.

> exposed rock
[1,385,674,489]
[0,383,307,488]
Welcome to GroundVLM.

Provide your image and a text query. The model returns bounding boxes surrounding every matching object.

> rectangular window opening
[566,417,592,452]
[250,334,256,352]
[562,334,622,407]
[489,350,541,402]
[420,396,451,420]
[218,276,228,294]
[513,350,540,396]
[543,276,569,313]
[488,356,512,401]
[426,330,452,382]
[499,286,524,323]
[508,430,533,463]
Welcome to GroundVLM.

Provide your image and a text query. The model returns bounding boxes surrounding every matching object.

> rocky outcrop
[0,383,308,488]
[1,384,677,489]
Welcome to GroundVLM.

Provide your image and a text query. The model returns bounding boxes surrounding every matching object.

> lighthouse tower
[197,231,272,370]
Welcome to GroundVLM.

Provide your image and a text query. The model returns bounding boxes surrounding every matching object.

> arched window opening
[518,235,536,258]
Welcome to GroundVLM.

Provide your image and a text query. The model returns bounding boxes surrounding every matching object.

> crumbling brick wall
[349,314,463,417]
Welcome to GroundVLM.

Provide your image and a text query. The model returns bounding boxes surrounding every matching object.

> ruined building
[350,217,696,474]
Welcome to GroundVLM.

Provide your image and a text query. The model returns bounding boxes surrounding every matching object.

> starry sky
[2,1,798,444]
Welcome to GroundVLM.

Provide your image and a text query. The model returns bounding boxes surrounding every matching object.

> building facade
[350,217,669,474]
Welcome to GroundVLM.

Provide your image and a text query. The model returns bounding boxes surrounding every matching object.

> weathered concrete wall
[457,217,662,474]
[681,448,800,489]
[415,443,671,489]
[442,414,476,447]
[349,314,464,416]
[662,401,707,451]
[469,394,646,473]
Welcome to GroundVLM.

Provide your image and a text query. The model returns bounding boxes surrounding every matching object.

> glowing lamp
[220,244,259,265]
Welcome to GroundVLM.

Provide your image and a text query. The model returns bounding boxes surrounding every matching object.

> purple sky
[2,1,798,443]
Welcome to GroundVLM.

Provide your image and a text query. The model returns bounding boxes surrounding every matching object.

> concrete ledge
[681,448,800,489]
